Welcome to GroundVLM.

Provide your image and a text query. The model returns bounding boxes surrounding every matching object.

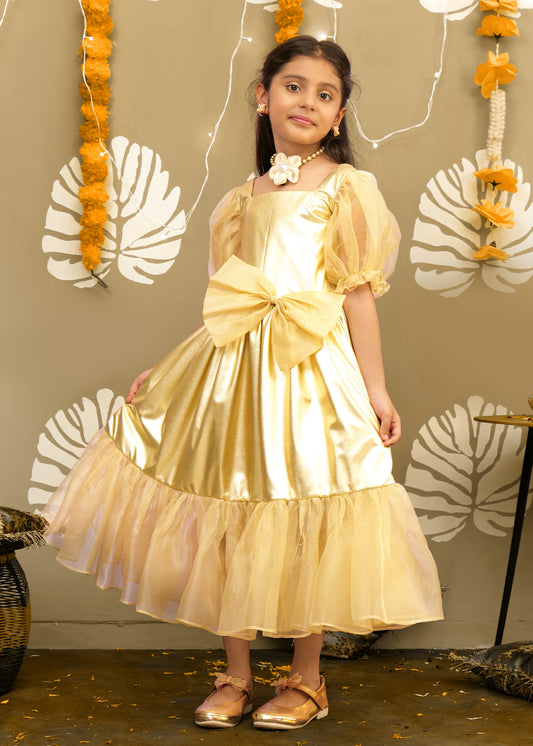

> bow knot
[203,256,345,371]
[214,672,249,691]
[270,672,303,691]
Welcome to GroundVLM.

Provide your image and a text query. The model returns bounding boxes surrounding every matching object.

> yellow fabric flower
[477,15,519,37]
[473,245,510,261]
[473,199,515,228]
[474,52,518,99]
[479,1,518,13]
[474,167,518,192]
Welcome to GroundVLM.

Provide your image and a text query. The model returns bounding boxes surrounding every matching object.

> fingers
[381,411,401,447]
[125,384,137,404]
[125,375,142,404]
[380,413,392,444]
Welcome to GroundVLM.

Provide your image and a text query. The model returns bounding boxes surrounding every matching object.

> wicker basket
[0,551,31,696]
[0,506,47,695]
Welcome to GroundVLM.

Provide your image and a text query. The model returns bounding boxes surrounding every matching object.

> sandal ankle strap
[271,672,327,710]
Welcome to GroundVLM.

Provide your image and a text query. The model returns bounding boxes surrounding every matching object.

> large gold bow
[203,255,345,371]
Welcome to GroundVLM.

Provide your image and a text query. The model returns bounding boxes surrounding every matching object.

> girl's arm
[343,282,401,446]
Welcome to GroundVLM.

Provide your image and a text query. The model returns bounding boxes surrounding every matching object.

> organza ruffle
[44,429,443,640]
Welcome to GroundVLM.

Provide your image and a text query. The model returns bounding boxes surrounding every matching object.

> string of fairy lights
[2,0,452,280]
[350,9,449,148]
[0,0,11,29]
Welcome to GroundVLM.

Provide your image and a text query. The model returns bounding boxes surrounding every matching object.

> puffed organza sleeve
[208,186,242,277]
[324,169,401,297]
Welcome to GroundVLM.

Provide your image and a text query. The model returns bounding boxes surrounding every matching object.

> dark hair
[255,36,357,175]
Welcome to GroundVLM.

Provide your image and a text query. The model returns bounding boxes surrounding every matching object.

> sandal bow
[271,672,303,693]
[214,672,250,692]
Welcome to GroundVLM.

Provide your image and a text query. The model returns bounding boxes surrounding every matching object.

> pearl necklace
[268,147,325,186]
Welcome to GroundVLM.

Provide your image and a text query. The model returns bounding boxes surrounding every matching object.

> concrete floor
[1,649,532,746]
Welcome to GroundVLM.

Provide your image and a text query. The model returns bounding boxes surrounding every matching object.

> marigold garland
[78,0,113,274]
[275,0,305,45]
[472,0,520,263]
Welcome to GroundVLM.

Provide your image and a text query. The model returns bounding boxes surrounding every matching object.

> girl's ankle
[225,668,252,683]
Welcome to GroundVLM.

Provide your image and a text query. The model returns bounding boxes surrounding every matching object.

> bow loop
[270,672,303,692]
[203,255,344,370]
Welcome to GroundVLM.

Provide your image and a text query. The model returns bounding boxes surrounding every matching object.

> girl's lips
[290,116,315,126]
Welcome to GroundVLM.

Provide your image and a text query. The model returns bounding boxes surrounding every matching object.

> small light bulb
[372,142,378,149]
[316,32,328,41]
[208,132,214,138]
[434,71,441,79]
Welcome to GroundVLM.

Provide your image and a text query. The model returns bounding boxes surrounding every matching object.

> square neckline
[248,163,351,199]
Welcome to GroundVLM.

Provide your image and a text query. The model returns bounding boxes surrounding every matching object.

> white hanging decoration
[42,136,186,288]
[419,0,533,21]
[410,149,533,296]
[28,389,124,510]
[486,88,506,164]
[419,0,478,21]
[405,396,532,542]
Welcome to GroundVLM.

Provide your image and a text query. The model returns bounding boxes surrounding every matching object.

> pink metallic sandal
[252,672,328,730]
[194,672,253,728]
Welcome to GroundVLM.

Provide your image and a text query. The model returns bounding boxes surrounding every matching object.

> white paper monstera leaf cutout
[406,396,532,542]
[28,388,124,510]
[419,1,533,20]
[43,135,186,288]
[410,150,533,296]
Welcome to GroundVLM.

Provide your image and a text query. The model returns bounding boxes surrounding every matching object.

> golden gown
[44,164,443,640]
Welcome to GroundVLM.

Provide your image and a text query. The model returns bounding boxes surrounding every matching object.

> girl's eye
[319,92,332,101]
[287,83,300,92]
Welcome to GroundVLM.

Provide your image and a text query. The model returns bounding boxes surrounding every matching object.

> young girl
[44,36,443,731]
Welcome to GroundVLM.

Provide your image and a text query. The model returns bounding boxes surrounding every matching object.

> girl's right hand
[368,389,401,447]
[125,368,153,404]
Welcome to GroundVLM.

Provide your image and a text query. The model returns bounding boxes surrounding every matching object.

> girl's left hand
[368,390,401,447]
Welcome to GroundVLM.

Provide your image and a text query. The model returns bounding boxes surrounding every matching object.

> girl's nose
[300,92,315,109]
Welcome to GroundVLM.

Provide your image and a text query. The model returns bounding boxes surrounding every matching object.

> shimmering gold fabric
[44,164,443,639]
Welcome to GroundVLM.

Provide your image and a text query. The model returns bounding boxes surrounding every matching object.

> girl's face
[256,54,346,157]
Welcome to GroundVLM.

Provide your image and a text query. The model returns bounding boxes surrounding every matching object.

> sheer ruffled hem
[44,430,443,640]
[335,270,390,298]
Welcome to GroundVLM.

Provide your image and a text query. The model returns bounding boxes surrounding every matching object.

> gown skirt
[43,167,443,640]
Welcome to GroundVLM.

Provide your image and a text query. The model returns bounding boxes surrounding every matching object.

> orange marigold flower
[473,199,515,228]
[479,1,518,13]
[474,51,517,99]
[82,0,110,12]
[472,244,510,261]
[474,167,518,192]
[276,26,299,44]
[477,15,519,38]
[80,119,110,142]
[79,183,109,205]
[80,206,108,227]
[79,242,103,271]
[80,36,113,59]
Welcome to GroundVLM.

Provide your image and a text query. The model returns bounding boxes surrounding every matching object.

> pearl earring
[257,103,268,115]
[332,125,340,137]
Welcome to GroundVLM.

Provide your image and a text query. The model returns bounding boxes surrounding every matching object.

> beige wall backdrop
[2,0,532,650]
